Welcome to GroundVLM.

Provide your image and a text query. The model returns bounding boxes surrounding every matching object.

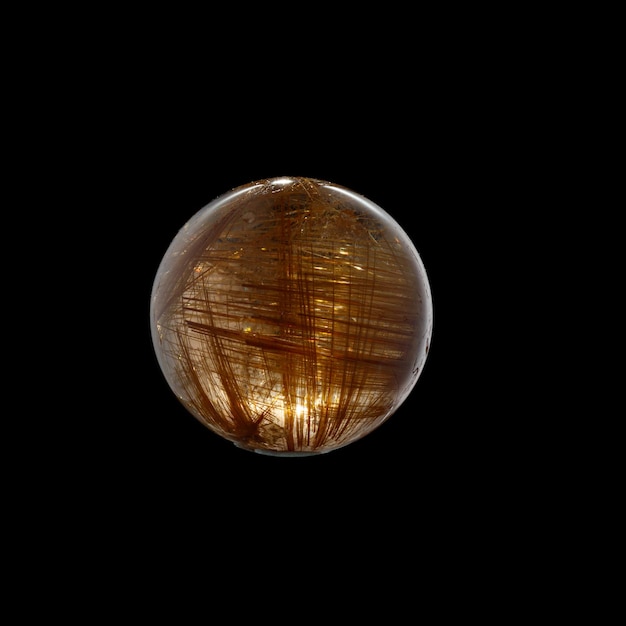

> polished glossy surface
[150,177,433,455]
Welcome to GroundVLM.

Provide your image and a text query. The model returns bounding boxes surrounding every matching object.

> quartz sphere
[150,177,433,456]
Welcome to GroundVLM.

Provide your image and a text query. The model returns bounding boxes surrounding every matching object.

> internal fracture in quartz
[150,176,433,455]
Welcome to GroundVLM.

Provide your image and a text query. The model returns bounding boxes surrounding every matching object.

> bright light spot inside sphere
[150,176,433,457]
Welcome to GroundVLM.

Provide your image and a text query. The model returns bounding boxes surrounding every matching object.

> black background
[9,6,607,617]
[14,7,607,617]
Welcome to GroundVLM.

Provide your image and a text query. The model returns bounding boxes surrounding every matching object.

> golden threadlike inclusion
[150,177,433,456]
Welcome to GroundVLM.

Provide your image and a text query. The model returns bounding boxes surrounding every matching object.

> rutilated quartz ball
[150,177,433,456]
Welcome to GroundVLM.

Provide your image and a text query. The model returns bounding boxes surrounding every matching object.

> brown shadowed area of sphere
[150,176,433,456]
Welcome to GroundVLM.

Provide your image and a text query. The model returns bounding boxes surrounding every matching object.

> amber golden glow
[150,177,433,456]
